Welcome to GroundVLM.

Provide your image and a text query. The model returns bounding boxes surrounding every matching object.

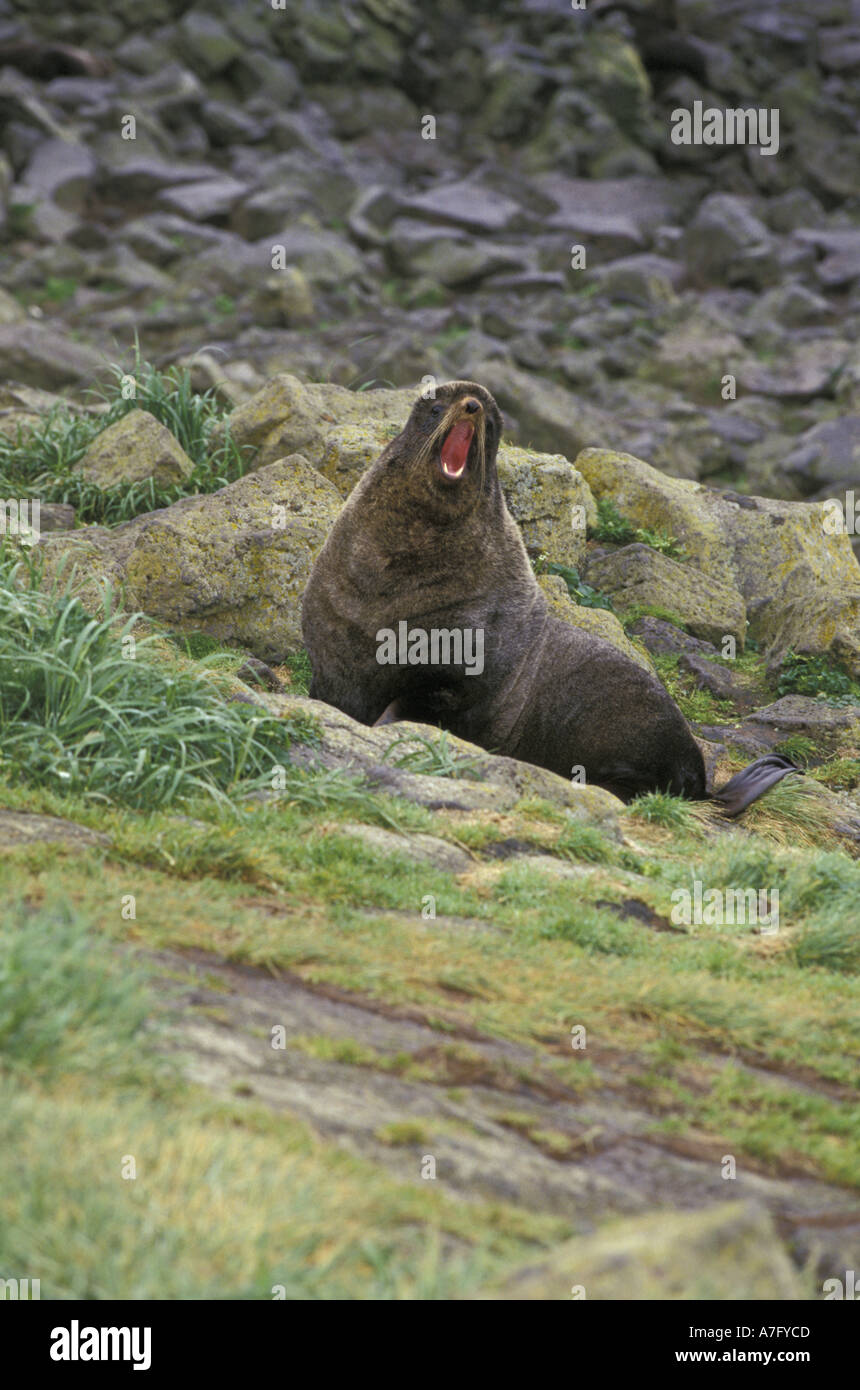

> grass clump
[532,556,613,610]
[0,546,314,810]
[0,898,155,1082]
[628,792,696,829]
[556,820,616,864]
[0,347,252,526]
[383,731,483,780]
[776,652,860,707]
[591,498,685,558]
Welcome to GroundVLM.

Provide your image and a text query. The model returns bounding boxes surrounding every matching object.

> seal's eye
[426,401,445,428]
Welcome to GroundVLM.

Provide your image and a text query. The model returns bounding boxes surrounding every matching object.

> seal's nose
[462,397,481,414]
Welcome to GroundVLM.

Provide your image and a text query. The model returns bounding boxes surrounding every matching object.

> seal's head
[392,380,503,508]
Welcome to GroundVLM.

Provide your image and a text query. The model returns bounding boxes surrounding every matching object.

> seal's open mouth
[440,420,474,480]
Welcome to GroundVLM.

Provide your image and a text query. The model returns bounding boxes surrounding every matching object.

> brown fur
[302,381,795,811]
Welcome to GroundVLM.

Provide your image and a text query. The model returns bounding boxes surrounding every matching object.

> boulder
[684,194,779,288]
[264,696,625,828]
[536,574,654,673]
[756,592,860,682]
[0,323,107,390]
[586,543,747,647]
[75,410,195,489]
[496,448,596,566]
[40,456,343,662]
[575,449,860,672]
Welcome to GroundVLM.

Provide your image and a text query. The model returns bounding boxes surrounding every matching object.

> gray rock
[592,253,683,308]
[157,177,249,222]
[491,1202,805,1301]
[628,617,720,658]
[0,323,107,390]
[678,653,749,703]
[335,824,472,874]
[586,544,747,647]
[684,194,779,288]
[793,228,860,289]
[0,811,109,851]
[97,158,218,201]
[18,137,96,212]
[177,11,243,76]
[745,339,850,401]
[537,174,682,257]
[467,360,615,458]
[784,417,860,494]
[396,178,527,235]
[387,222,526,287]
[75,410,195,489]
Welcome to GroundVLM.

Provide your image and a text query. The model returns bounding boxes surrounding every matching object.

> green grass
[0,895,566,1299]
[591,498,685,558]
[0,347,252,526]
[0,406,857,1294]
[0,545,315,810]
[532,556,614,610]
[0,898,155,1081]
[629,792,697,829]
[651,652,736,723]
[777,651,860,706]
[383,731,483,779]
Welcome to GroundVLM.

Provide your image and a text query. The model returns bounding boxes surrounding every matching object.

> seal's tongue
[440,420,474,478]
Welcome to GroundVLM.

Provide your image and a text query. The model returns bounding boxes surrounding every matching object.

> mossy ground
[1,617,858,1297]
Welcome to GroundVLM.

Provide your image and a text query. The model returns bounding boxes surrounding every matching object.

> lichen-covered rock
[756,591,860,681]
[576,447,860,669]
[746,696,860,744]
[40,456,343,662]
[586,543,747,647]
[497,447,596,566]
[536,574,654,672]
[75,410,195,488]
[218,373,413,473]
[0,811,110,852]
[264,695,625,828]
[119,455,341,660]
[318,422,392,494]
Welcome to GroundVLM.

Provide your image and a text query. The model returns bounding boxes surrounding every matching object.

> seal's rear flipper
[711,754,801,817]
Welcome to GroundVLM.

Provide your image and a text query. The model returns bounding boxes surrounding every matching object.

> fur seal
[301,380,798,816]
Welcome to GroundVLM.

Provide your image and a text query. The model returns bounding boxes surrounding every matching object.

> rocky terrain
[0,0,858,1301]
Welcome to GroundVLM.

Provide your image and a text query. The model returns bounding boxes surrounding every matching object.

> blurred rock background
[0,0,857,513]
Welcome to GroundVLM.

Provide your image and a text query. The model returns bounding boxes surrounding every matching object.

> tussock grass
[734,778,838,848]
[0,348,251,526]
[629,791,697,829]
[0,545,313,810]
[383,730,483,779]
[556,820,617,864]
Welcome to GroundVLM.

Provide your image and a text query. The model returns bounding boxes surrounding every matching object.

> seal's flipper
[711,754,801,817]
[373,699,406,727]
